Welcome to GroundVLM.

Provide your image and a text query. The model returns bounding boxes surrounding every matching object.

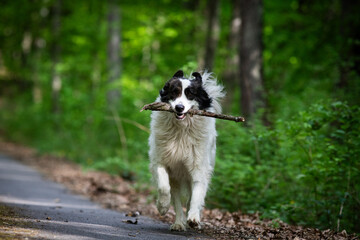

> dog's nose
[175,104,185,113]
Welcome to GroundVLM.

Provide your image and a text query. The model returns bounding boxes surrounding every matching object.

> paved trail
[0,154,208,239]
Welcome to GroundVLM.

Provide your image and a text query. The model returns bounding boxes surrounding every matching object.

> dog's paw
[187,212,201,229]
[157,203,170,215]
[156,191,171,215]
[156,199,170,215]
[187,219,201,229]
[170,222,186,231]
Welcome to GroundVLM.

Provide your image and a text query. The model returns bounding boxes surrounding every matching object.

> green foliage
[209,101,360,232]
[0,0,360,234]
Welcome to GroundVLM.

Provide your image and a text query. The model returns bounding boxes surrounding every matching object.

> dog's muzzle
[175,112,186,120]
[175,104,186,120]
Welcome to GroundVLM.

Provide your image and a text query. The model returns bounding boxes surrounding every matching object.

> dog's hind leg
[153,165,171,215]
[170,184,186,231]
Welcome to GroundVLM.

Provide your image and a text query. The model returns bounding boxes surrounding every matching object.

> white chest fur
[149,111,216,174]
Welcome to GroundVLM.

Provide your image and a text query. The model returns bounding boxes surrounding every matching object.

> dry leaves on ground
[0,140,358,240]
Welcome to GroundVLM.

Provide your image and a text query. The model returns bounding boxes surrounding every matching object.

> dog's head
[159,70,212,120]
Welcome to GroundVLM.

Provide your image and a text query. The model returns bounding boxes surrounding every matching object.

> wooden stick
[140,102,245,123]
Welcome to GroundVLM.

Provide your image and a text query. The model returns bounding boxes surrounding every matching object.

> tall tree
[32,2,48,105]
[51,0,62,114]
[239,0,265,119]
[107,0,121,108]
[222,0,241,110]
[202,0,220,71]
[337,0,360,91]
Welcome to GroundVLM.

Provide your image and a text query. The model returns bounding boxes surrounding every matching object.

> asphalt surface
[0,154,209,239]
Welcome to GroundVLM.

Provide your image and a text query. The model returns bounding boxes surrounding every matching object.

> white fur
[169,79,193,114]
[149,71,224,231]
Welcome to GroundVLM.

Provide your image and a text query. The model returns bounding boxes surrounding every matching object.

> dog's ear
[192,72,202,83]
[173,70,184,78]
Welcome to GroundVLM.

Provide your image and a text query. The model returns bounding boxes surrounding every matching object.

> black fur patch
[185,72,212,110]
[160,70,184,103]
[160,78,182,103]
[160,70,212,110]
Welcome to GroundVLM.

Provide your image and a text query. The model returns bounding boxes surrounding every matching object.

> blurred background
[0,0,359,234]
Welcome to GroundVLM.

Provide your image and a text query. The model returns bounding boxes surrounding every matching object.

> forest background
[0,0,359,234]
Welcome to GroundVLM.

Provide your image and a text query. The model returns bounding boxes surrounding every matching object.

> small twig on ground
[140,102,245,123]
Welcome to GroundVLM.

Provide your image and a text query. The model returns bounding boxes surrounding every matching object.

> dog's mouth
[175,112,186,120]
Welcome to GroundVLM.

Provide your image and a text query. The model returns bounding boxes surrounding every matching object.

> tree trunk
[222,0,241,111]
[202,0,220,71]
[51,0,61,114]
[32,47,42,105]
[239,0,265,119]
[107,0,121,108]
[337,0,360,89]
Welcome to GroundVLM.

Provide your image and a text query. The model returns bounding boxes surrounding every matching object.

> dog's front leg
[170,186,186,231]
[153,165,171,215]
[187,175,208,229]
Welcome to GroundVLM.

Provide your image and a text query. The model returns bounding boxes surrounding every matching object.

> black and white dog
[149,70,224,231]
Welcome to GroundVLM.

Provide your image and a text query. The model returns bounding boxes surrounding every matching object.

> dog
[148,70,225,231]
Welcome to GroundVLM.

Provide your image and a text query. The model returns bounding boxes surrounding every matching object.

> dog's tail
[201,70,225,114]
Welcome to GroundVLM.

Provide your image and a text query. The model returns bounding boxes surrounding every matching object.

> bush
[1,96,359,233]
[209,101,360,232]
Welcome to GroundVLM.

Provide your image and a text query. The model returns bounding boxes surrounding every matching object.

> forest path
[0,154,208,240]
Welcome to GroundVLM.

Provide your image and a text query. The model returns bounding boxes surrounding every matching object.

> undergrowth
[1,99,359,233]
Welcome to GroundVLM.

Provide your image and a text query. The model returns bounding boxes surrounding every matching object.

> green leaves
[0,0,359,234]
[208,101,360,233]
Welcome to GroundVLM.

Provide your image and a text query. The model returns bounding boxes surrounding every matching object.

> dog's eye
[174,88,181,96]
[171,87,180,96]
[185,88,195,100]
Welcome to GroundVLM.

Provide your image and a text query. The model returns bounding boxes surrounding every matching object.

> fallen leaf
[122,219,138,224]
[125,211,140,217]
